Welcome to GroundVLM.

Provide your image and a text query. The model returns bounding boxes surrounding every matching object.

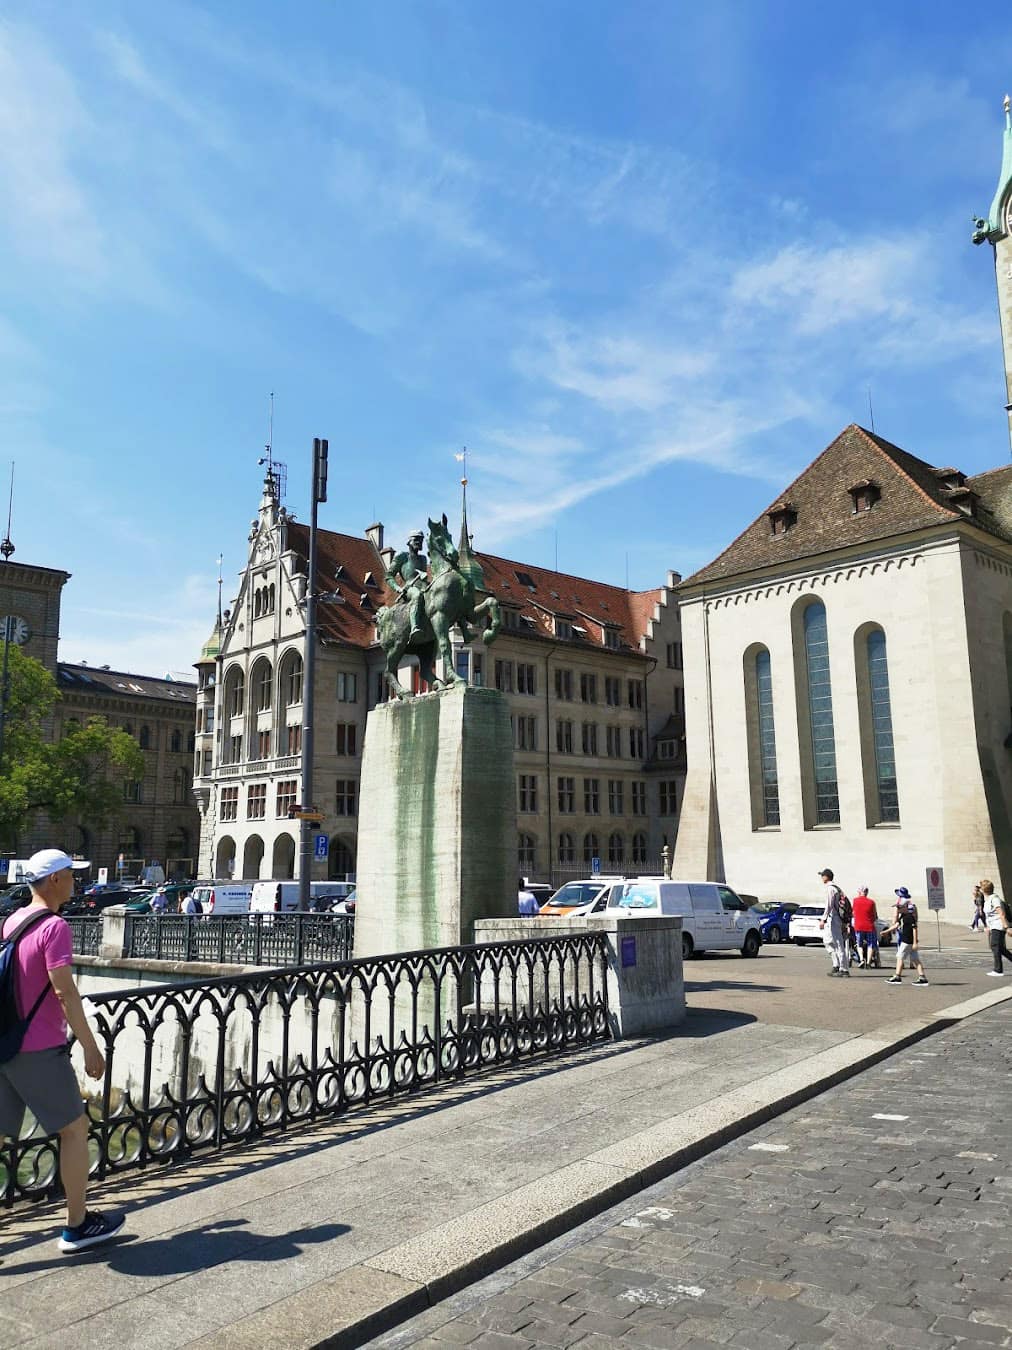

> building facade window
[557,832,575,865]
[170,729,183,753]
[556,719,574,753]
[226,669,244,718]
[605,676,621,707]
[283,652,304,706]
[518,774,538,813]
[285,724,302,756]
[139,725,151,750]
[247,783,267,819]
[517,663,536,695]
[337,672,358,702]
[866,629,900,823]
[580,673,597,703]
[123,780,142,803]
[631,781,646,815]
[582,832,599,865]
[629,727,644,759]
[513,715,537,751]
[495,659,514,693]
[583,777,600,814]
[253,729,271,761]
[748,647,780,828]
[605,725,622,757]
[276,780,298,817]
[554,668,573,700]
[608,779,624,814]
[673,685,685,720]
[557,776,575,813]
[628,679,643,710]
[631,832,647,864]
[581,722,598,755]
[802,601,840,825]
[335,779,357,815]
[518,833,536,870]
[336,723,358,756]
[604,629,620,650]
[666,642,683,669]
[220,786,238,821]
[657,738,677,761]
[659,780,678,815]
[252,660,272,713]
[608,832,624,865]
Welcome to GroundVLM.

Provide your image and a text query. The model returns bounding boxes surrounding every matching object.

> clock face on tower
[1005,196,1012,236]
[3,615,30,645]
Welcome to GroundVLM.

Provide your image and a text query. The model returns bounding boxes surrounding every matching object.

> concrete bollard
[99,906,130,960]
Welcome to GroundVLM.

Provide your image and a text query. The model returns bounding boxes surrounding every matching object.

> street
[376,999,1012,1349]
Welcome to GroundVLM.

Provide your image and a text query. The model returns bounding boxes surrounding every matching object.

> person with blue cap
[883,887,929,986]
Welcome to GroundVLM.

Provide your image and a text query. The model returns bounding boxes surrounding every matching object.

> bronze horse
[376,515,500,699]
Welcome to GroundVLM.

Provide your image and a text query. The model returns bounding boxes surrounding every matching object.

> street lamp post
[298,437,328,911]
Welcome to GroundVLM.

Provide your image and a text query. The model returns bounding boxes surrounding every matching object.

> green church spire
[972,94,1012,245]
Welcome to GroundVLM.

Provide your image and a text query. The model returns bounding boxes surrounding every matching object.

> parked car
[64,887,145,916]
[749,901,800,944]
[326,890,356,915]
[189,882,253,916]
[608,879,763,960]
[789,903,895,947]
[539,878,628,918]
[250,880,352,915]
[0,883,31,918]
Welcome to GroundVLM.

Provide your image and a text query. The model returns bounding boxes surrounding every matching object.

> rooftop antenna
[454,448,470,545]
[0,462,13,561]
[867,387,876,434]
[256,391,287,500]
[216,553,223,626]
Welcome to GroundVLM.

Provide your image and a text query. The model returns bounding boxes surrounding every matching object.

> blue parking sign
[314,833,329,860]
[591,855,601,875]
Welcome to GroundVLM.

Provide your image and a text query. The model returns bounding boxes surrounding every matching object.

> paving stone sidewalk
[379,1002,1012,1350]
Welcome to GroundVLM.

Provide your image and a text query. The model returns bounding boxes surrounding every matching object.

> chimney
[366,522,384,552]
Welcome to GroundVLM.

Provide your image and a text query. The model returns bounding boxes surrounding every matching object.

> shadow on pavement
[3,1217,351,1278]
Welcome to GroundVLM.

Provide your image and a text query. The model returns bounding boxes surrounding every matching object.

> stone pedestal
[353,684,516,959]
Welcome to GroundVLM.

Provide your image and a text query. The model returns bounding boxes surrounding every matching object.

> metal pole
[299,437,327,912]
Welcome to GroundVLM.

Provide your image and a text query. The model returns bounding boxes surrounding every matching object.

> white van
[607,879,762,960]
[249,880,354,915]
[189,882,253,916]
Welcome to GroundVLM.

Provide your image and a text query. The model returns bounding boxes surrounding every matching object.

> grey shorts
[0,1042,85,1138]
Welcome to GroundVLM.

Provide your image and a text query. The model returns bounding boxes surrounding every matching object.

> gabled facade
[673,424,1012,904]
[195,471,685,886]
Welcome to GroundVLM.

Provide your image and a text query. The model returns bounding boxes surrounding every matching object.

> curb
[200,986,1012,1349]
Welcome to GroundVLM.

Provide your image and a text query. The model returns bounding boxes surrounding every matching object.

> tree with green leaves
[0,646,144,851]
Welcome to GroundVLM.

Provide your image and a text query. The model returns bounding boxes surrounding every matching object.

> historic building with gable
[674,101,1012,905]
[194,471,685,887]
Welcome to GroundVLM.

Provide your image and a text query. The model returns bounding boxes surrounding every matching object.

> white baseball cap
[25,849,90,882]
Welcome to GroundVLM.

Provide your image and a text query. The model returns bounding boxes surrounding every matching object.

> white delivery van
[607,879,762,960]
[189,882,253,916]
[249,880,354,915]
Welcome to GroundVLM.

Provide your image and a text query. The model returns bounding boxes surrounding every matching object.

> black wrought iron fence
[124,913,355,966]
[2,932,610,1207]
[66,916,102,957]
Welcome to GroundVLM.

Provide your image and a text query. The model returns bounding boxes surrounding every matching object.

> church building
[673,100,1012,906]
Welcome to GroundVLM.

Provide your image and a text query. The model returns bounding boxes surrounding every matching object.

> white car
[607,879,762,960]
[789,903,895,946]
[539,878,629,918]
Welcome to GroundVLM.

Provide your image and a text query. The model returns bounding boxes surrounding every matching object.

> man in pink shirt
[0,849,125,1252]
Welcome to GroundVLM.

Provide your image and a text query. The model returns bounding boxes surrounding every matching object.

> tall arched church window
[799,601,840,825]
[557,832,574,865]
[745,646,780,828]
[864,628,899,824]
[518,833,536,871]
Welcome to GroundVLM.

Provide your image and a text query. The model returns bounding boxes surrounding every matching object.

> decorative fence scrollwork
[124,913,355,967]
[65,916,102,957]
[2,932,610,1207]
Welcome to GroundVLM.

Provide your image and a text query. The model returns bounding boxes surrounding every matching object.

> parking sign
[314,833,329,860]
[591,855,601,875]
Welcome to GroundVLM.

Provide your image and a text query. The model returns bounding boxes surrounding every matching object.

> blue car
[750,901,799,944]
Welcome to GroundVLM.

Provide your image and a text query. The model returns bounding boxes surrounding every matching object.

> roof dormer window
[847,479,881,513]
[932,467,966,491]
[946,486,979,518]
[556,618,573,639]
[767,502,797,536]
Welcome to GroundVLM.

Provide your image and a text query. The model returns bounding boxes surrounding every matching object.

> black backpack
[0,909,54,1063]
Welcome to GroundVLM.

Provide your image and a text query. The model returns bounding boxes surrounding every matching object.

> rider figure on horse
[385,532,430,641]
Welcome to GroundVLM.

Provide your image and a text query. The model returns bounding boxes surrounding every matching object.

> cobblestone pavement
[375,1002,1012,1349]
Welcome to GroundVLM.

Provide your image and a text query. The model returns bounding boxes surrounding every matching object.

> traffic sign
[294,810,325,823]
[314,833,329,860]
[591,855,601,875]
[926,866,945,911]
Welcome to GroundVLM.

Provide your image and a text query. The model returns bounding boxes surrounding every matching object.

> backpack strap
[4,908,59,1029]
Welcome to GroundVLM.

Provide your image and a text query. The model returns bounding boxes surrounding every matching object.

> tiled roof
[286,523,664,655]
[683,424,1012,589]
[58,664,197,704]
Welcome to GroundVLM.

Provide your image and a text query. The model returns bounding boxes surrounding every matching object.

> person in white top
[817,868,850,977]
[981,879,1012,976]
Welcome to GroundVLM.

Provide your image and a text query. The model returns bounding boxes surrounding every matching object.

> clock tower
[972,94,1012,450]
[0,557,70,676]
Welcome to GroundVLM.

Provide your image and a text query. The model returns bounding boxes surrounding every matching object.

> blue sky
[2,1,1011,676]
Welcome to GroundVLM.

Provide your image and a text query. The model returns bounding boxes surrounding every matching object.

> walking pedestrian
[150,887,168,915]
[970,882,987,931]
[817,869,850,976]
[884,887,929,986]
[0,849,126,1252]
[850,886,880,969]
[517,879,540,916]
[981,880,1012,976]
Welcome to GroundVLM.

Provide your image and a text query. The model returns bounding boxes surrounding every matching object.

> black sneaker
[827,969,840,976]
[913,976,929,986]
[886,975,902,985]
[58,1210,126,1253]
